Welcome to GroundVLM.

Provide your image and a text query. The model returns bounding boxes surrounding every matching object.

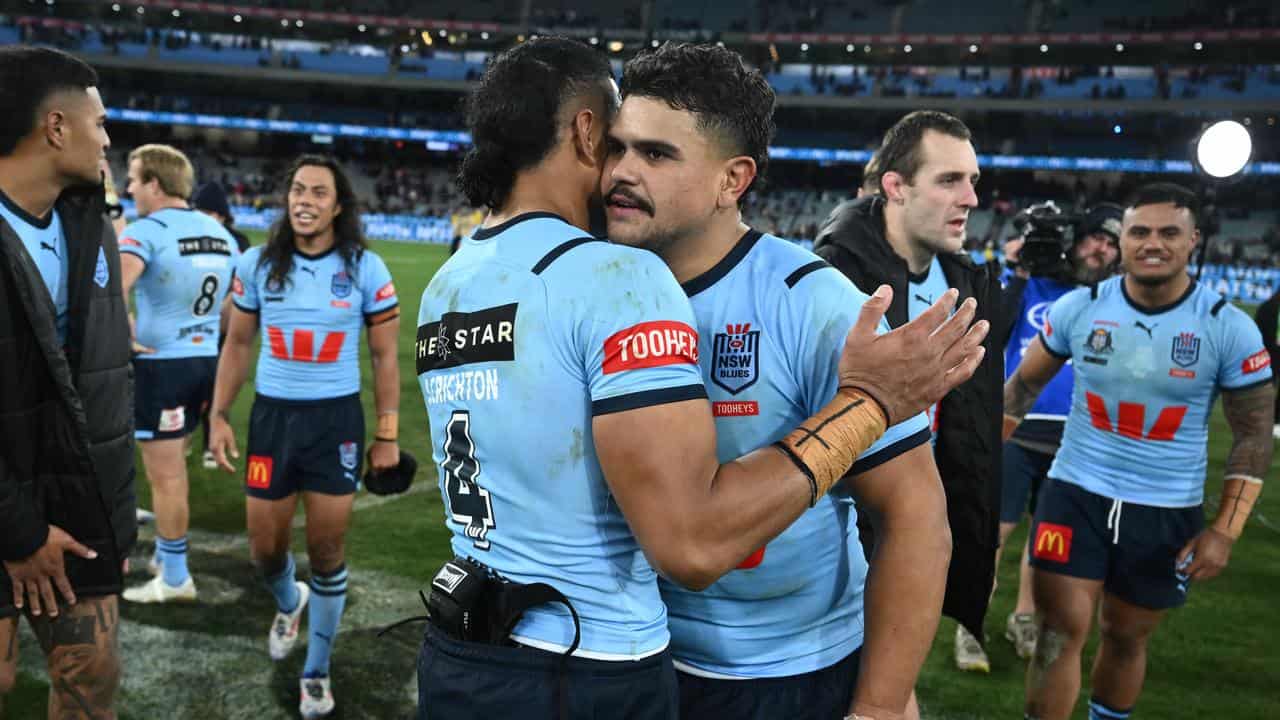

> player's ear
[881,171,908,205]
[571,108,599,167]
[718,156,756,210]
[44,109,68,150]
[332,202,343,218]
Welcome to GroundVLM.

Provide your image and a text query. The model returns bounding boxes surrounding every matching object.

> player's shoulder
[237,244,265,271]
[119,214,163,242]
[752,232,859,298]
[539,235,667,282]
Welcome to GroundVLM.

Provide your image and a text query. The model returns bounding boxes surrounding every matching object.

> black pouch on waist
[427,556,581,655]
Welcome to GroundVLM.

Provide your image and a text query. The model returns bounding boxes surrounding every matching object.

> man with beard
[1006,183,1274,720]
[993,202,1122,663]
[814,111,1005,675]
[602,43,960,720]
[0,45,135,718]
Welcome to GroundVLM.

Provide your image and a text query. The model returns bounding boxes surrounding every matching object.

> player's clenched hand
[1176,528,1234,582]
[838,285,989,425]
[370,440,399,472]
[209,413,240,473]
[1,525,97,618]
[128,312,156,355]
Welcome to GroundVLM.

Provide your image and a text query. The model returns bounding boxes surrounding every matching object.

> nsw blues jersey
[662,230,931,678]
[0,191,68,343]
[1041,277,1272,507]
[908,256,951,433]
[233,244,398,399]
[416,213,706,660]
[1005,275,1077,445]
[120,208,239,359]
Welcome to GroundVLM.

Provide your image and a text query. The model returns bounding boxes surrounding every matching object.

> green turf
[7,235,1278,719]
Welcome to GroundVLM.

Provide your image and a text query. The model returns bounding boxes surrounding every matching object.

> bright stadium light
[800,42,809,51]
[111,3,120,11]
[172,8,180,17]
[846,43,854,52]
[903,44,912,53]
[358,24,367,32]
[1039,43,1048,53]
[969,44,978,53]
[1194,41,1204,50]
[233,14,242,22]
[1114,43,1124,52]
[481,31,489,39]
[1194,120,1252,179]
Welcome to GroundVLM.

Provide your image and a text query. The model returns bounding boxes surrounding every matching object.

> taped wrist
[377,412,399,441]
[1212,475,1263,540]
[774,387,889,506]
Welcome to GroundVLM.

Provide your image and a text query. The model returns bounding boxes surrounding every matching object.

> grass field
[7,235,1279,719]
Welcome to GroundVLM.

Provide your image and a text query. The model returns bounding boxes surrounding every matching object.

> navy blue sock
[1088,698,1132,720]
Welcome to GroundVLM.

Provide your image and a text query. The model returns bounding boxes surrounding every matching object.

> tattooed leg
[0,613,18,715]
[30,595,120,720]
[1025,570,1102,720]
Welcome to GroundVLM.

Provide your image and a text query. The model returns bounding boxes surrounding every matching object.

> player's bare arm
[366,309,401,472]
[595,285,988,590]
[1178,380,1276,581]
[209,304,259,472]
[119,252,155,354]
[1004,335,1067,440]
[844,444,950,720]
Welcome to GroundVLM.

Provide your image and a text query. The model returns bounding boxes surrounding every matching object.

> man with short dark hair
[605,42,956,720]
[414,37,987,719]
[1007,182,1274,720]
[815,110,1005,674]
[0,45,135,719]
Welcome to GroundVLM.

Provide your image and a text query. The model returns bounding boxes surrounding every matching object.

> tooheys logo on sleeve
[603,321,698,374]
[416,303,517,373]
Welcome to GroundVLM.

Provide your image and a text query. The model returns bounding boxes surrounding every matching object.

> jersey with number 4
[119,208,239,359]
[661,230,931,678]
[1041,276,1272,507]
[416,213,707,661]
[232,245,398,399]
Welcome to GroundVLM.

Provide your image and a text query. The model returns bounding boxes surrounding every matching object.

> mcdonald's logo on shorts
[1033,522,1073,564]
[246,455,273,490]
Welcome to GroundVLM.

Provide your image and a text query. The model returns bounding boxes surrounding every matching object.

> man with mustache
[1007,182,1274,720]
[993,202,1122,662]
[414,37,987,719]
[603,43,968,720]
[815,111,1005,675]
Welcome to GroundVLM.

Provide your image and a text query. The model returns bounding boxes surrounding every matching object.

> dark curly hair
[259,155,365,291]
[620,42,776,200]
[457,37,614,210]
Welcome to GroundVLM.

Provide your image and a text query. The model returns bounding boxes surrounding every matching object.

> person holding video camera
[993,201,1122,661]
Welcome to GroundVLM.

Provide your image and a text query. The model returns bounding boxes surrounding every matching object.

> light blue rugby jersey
[1041,276,1272,507]
[0,190,68,343]
[907,256,951,434]
[662,229,932,678]
[233,244,398,399]
[119,208,239,359]
[415,212,708,660]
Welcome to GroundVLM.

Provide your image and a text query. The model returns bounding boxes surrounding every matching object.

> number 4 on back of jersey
[442,411,496,550]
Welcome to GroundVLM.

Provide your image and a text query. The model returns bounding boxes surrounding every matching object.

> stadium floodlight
[111,3,120,11]
[1194,41,1204,50]
[800,42,809,51]
[969,44,978,53]
[1039,44,1048,53]
[233,14,242,22]
[1194,120,1252,179]
[903,44,912,53]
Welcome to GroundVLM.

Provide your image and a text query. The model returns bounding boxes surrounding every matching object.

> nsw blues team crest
[339,441,359,470]
[1171,332,1200,367]
[331,271,353,298]
[93,246,109,288]
[712,323,759,395]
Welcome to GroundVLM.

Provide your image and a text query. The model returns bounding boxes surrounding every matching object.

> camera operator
[993,201,1122,661]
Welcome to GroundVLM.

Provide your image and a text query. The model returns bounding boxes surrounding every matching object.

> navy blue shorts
[676,648,861,720]
[417,624,678,720]
[244,393,364,500]
[1029,477,1204,610]
[134,356,217,441]
[1000,442,1054,524]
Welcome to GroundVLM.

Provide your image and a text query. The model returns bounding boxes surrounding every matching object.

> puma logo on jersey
[1134,321,1158,339]
[40,241,58,257]
[914,294,932,306]
[300,267,317,278]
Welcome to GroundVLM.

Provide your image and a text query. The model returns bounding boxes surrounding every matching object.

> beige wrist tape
[1213,475,1263,540]
[376,412,399,441]
[775,387,889,506]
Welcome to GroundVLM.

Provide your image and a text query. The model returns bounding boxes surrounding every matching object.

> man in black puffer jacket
[0,46,135,718]
[815,111,1004,679]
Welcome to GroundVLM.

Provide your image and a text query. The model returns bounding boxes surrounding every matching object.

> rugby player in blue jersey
[602,42,948,720]
[209,155,402,719]
[1005,183,1275,720]
[118,144,239,604]
[415,37,987,720]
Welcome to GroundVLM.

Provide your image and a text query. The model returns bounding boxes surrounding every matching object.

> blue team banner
[104,108,1280,176]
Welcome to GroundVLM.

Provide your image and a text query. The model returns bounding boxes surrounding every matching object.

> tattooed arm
[1003,336,1068,441]
[1176,381,1276,581]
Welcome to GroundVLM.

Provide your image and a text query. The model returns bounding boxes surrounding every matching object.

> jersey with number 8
[119,207,240,359]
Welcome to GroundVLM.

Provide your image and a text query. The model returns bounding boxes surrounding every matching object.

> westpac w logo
[1171,332,1201,368]
[712,323,760,395]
